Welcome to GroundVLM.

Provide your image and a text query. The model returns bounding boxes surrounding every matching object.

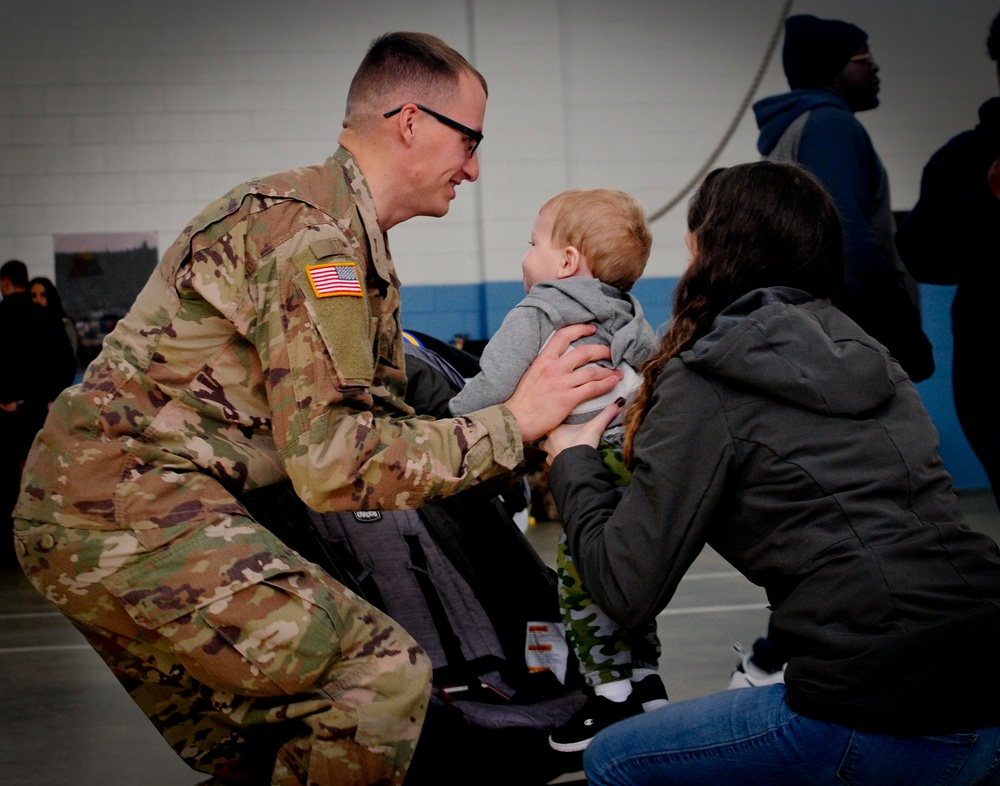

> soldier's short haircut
[344,31,487,127]
[1,259,29,288]
[541,190,652,294]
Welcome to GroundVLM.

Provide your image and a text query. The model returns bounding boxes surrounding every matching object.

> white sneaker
[727,641,787,689]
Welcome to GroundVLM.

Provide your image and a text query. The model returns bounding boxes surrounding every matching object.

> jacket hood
[753,89,849,156]
[523,278,658,368]
[681,287,904,416]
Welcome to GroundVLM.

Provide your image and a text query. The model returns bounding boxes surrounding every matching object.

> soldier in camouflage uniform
[12,32,621,786]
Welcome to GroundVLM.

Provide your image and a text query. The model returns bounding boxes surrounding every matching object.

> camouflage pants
[14,516,431,786]
[556,431,661,687]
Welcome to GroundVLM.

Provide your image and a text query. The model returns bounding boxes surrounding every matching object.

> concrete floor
[2,489,997,785]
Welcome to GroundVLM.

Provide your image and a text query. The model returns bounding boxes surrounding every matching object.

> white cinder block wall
[6,0,996,287]
[3,0,998,486]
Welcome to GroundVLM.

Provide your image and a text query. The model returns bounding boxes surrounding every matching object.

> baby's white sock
[592,678,633,703]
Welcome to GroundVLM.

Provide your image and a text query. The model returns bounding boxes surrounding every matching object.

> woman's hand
[504,323,622,443]
[540,397,625,464]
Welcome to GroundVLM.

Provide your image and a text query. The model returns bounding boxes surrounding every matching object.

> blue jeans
[584,684,1000,785]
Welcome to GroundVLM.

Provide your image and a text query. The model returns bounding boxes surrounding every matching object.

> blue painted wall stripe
[400,278,986,491]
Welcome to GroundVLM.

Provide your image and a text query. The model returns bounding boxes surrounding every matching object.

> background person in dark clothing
[30,276,81,374]
[754,14,934,382]
[0,259,75,564]
[896,10,1000,511]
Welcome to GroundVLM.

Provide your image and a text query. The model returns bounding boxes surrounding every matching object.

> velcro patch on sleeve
[291,246,373,387]
[306,262,363,298]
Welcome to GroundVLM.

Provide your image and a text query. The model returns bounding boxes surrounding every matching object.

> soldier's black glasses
[383,104,483,155]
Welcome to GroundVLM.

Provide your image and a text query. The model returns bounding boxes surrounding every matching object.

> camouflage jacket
[16,147,523,536]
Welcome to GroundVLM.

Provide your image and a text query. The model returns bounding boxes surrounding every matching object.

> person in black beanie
[739,12,938,693]
[782,14,869,92]
[753,14,934,383]
[896,9,1000,512]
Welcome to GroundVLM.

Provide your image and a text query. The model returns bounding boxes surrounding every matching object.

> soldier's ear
[385,104,421,148]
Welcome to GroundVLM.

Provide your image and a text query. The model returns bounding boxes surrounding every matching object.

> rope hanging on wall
[647,0,794,223]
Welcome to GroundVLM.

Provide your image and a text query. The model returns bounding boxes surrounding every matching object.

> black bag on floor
[243,342,585,785]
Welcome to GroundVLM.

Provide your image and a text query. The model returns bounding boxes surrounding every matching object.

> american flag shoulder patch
[306,262,363,298]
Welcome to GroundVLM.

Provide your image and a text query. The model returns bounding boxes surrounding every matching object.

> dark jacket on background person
[1,288,75,556]
[896,97,1000,503]
[550,287,1000,736]
[897,96,1000,331]
[754,90,934,381]
[0,290,76,411]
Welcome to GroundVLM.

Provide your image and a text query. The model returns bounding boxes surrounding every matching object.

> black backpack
[244,342,585,785]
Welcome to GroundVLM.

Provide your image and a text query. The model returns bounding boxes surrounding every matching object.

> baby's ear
[560,245,586,278]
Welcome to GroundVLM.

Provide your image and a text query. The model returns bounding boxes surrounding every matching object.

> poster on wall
[54,231,159,367]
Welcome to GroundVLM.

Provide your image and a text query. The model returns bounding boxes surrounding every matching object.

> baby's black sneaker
[548,692,642,753]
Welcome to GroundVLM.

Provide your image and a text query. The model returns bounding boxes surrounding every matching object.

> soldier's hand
[504,323,621,443]
[988,157,1000,200]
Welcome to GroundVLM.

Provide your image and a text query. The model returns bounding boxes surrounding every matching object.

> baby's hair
[541,189,652,292]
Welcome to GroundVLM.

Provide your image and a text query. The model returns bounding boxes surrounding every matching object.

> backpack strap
[403,531,468,679]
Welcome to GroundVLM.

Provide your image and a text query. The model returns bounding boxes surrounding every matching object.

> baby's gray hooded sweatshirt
[449,277,658,425]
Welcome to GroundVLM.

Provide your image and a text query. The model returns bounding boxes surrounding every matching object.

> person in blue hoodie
[753,14,934,384]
